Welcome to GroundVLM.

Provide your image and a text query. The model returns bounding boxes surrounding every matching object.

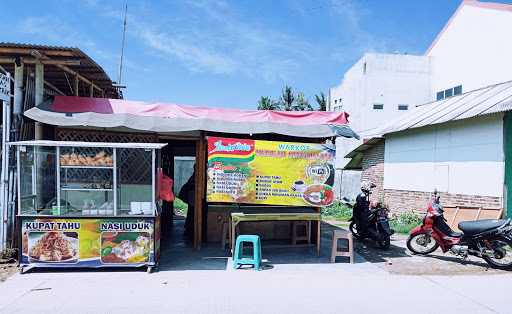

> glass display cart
[11,140,167,272]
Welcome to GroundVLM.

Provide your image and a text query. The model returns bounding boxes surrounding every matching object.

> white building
[332,0,512,199]
[346,80,512,216]
[329,53,432,134]
[427,0,512,101]
[329,53,432,198]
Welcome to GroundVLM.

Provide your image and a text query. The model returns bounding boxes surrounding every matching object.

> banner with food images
[20,218,155,268]
[207,137,335,206]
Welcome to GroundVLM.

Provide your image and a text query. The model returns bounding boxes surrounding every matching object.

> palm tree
[315,92,327,111]
[280,85,295,111]
[294,92,313,111]
[257,96,280,110]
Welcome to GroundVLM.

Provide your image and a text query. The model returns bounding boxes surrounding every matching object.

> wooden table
[230,210,322,256]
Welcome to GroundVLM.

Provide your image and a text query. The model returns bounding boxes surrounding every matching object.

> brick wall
[361,141,385,204]
[384,189,502,212]
[359,139,503,212]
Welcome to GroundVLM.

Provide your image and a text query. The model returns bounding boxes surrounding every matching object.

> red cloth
[49,96,350,126]
[158,169,174,202]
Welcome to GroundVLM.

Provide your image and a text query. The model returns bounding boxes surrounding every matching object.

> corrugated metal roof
[0,42,77,51]
[345,137,383,158]
[0,42,121,99]
[377,80,512,135]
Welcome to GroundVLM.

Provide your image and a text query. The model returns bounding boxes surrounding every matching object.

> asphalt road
[0,262,510,314]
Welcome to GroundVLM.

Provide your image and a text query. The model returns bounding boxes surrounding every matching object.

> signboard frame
[0,72,10,102]
[206,136,336,207]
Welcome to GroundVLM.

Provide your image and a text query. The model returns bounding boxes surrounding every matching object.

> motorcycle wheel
[349,221,362,239]
[482,237,512,270]
[407,232,439,255]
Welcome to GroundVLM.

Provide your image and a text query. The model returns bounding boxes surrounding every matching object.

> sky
[1,0,510,109]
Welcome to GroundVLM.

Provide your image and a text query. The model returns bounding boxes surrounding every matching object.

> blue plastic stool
[233,235,262,271]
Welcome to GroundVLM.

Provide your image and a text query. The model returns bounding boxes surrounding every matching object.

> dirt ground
[322,221,509,275]
[0,260,18,282]
[354,233,507,276]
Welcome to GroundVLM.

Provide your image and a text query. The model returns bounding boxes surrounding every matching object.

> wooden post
[13,61,24,116]
[34,61,44,139]
[194,135,206,249]
[74,75,79,96]
[317,220,321,256]
[89,83,94,97]
[13,61,24,139]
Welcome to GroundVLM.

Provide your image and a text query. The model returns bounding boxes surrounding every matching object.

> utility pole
[118,3,128,85]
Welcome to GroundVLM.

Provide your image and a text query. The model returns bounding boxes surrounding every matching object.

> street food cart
[11,140,166,272]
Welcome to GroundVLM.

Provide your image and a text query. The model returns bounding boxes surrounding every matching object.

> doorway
[160,139,199,248]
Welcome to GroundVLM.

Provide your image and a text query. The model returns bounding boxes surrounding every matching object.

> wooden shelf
[60,165,113,169]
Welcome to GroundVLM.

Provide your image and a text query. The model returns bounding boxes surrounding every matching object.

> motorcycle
[407,191,512,270]
[342,195,394,249]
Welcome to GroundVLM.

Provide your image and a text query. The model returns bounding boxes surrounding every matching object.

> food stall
[23,95,359,249]
[11,140,166,272]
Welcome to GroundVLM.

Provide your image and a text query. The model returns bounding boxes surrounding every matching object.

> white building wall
[384,114,504,197]
[330,53,431,172]
[427,3,512,99]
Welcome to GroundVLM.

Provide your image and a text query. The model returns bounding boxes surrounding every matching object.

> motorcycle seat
[444,230,463,238]
[458,219,509,236]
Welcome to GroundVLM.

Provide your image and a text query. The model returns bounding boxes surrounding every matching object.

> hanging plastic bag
[158,168,175,202]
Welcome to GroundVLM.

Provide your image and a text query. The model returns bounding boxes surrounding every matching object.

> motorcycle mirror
[370,183,376,189]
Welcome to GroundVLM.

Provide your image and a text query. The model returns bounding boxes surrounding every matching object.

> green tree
[315,92,327,111]
[280,85,295,111]
[293,92,313,111]
[257,96,280,110]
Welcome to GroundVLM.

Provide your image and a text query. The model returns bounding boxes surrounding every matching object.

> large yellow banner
[206,137,335,206]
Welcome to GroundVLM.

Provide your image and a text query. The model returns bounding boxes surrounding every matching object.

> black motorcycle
[342,197,394,249]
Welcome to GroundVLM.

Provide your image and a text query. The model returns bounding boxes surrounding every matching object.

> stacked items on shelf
[60,150,113,166]
[82,182,112,189]
[82,200,114,216]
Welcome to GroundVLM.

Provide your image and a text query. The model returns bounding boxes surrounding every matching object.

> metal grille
[56,129,157,143]
[57,129,157,184]
[117,147,152,184]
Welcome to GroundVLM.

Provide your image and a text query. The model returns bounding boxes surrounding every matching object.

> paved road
[0,261,510,314]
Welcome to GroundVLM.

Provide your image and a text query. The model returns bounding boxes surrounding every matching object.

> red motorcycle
[407,191,512,270]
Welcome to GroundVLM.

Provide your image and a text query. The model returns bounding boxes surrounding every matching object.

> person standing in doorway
[179,166,195,239]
